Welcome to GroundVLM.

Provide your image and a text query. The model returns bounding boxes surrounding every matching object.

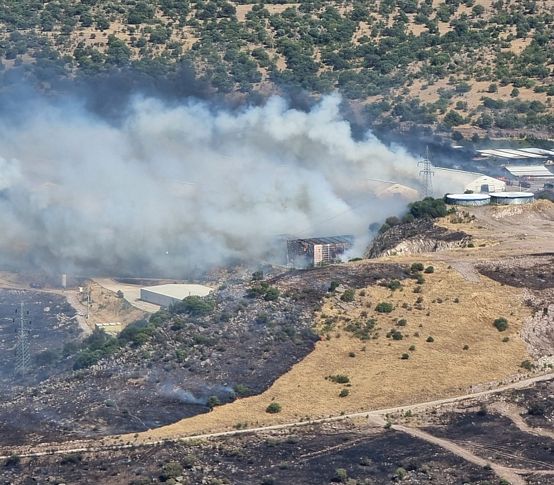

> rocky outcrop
[365,219,471,259]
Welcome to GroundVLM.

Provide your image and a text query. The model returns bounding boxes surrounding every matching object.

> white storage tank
[489,192,534,205]
[445,193,491,206]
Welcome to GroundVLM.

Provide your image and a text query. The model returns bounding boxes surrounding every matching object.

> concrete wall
[490,195,534,205]
[140,288,180,308]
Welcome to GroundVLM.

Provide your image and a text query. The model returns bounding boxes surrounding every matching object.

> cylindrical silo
[445,193,491,206]
[489,192,534,205]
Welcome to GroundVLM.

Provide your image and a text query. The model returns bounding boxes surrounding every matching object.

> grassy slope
[129,260,531,440]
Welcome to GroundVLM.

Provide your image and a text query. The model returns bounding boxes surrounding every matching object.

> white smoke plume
[0,93,424,277]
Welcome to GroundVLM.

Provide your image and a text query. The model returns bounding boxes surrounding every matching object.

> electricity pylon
[418,146,435,197]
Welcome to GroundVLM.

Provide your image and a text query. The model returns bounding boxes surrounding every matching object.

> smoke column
[0,93,423,277]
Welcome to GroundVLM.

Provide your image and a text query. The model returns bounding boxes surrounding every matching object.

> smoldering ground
[0,92,426,277]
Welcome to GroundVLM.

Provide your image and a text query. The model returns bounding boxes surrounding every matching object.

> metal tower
[14,302,31,376]
[418,147,435,197]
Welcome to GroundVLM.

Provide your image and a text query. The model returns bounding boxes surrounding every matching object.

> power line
[14,302,31,376]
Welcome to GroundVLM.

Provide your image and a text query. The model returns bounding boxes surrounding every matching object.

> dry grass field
[134,261,531,441]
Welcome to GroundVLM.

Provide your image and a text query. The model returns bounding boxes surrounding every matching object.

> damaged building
[287,235,354,267]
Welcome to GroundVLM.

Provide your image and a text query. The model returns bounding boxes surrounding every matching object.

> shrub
[397,319,407,326]
[160,461,183,481]
[391,330,403,340]
[415,274,425,285]
[328,374,350,384]
[339,389,349,398]
[341,289,355,302]
[375,302,394,313]
[207,396,221,409]
[520,359,534,371]
[493,317,508,332]
[266,402,282,414]
[408,198,448,219]
[264,287,280,301]
[334,468,348,483]
[387,280,402,291]
[409,345,416,351]
[171,296,215,316]
[252,270,264,281]
[233,384,250,397]
[424,266,434,274]
[401,353,410,359]
[528,402,545,416]
[410,262,424,272]
[426,336,434,342]
[463,344,469,350]
[329,281,339,292]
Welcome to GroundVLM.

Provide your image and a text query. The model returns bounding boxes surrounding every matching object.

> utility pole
[418,146,435,197]
[14,302,31,376]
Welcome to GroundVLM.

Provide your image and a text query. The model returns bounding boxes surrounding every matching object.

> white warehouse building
[464,175,506,194]
[140,283,212,308]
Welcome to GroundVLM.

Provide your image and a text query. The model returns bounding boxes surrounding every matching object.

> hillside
[0,0,552,136]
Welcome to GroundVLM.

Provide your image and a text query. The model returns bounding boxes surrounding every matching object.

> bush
[207,396,221,409]
[376,302,394,313]
[410,262,424,272]
[424,266,434,274]
[340,289,355,302]
[426,336,434,342]
[264,287,280,301]
[334,468,348,483]
[339,389,349,398]
[328,374,350,384]
[329,281,339,292]
[415,274,425,285]
[266,402,282,414]
[233,384,250,397]
[171,296,215,316]
[408,198,448,219]
[493,317,508,332]
[160,461,183,481]
[401,353,410,359]
[252,270,264,281]
[387,280,402,291]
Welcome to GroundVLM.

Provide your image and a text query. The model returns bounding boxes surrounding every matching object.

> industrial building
[490,192,534,205]
[287,235,354,267]
[476,148,554,162]
[463,175,506,194]
[433,167,505,194]
[140,283,212,308]
[445,193,491,206]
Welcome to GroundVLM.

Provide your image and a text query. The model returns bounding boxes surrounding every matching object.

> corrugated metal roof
[518,148,554,156]
[477,149,548,159]
[504,165,554,177]
[290,235,354,245]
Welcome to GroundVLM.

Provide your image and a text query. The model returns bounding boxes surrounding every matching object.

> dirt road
[2,372,552,460]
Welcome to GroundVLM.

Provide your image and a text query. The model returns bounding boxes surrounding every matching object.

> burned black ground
[0,263,409,446]
[425,411,554,470]
[0,289,78,394]
[2,424,503,485]
[477,256,554,290]
[504,379,554,430]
